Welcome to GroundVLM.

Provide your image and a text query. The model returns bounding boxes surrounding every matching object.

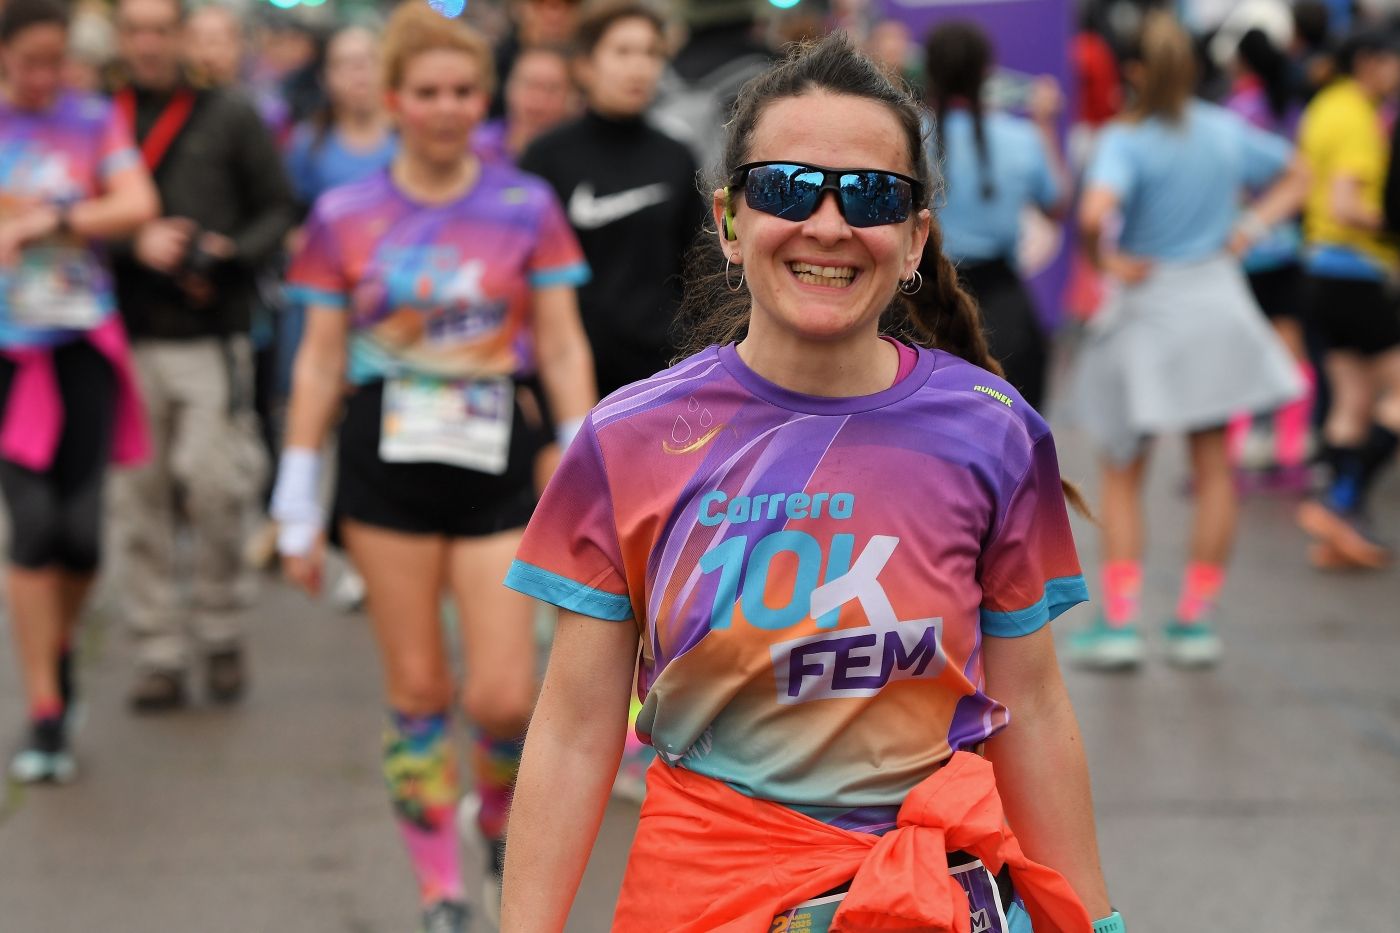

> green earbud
[723,187,737,241]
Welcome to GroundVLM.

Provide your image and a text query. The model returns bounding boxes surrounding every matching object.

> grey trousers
[112,337,268,674]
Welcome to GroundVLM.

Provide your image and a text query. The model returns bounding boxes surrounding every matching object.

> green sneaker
[1066,618,1145,671]
[1163,619,1222,668]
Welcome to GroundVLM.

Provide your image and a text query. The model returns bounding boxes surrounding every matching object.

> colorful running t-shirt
[506,343,1088,823]
[285,162,589,382]
[0,92,140,349]
[1298,78,1395,276]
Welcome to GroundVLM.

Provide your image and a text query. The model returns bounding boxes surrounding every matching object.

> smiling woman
[500,32,1119,933]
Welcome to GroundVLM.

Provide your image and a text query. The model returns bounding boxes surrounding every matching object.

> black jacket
[520,111,706,394]
[113,85,295,341]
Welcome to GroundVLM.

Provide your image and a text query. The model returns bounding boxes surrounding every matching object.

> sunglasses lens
[744,164,823,221]
[839,171,913,227]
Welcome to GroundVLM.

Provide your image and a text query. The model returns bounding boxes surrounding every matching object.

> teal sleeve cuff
[1093,911,1125,933]
[284,284,348,310]
[529,262,591,289]
[503,559,632,621]
[980,574,1090,637]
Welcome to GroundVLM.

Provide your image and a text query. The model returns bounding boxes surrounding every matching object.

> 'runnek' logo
[973,385,1013,407]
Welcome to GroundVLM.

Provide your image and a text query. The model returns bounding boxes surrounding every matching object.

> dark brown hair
[0,0,69,44]
[574,0,665,58]
[925,21,995,200]
[675,32,1090,515]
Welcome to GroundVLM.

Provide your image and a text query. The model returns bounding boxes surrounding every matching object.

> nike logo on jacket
[568,182,672,230]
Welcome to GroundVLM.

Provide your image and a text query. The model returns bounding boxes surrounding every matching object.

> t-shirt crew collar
[717,340,937,416]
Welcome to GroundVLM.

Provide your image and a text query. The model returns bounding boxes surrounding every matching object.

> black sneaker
[128,669,189,713]
[9,717,76,784]
[206,648,246,705]
[420,900,470,933]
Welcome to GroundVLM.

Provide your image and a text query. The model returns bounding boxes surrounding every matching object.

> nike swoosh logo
[568,182,671,230]
[662,424,728,455]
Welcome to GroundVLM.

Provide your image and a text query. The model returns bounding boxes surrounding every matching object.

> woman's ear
[712,187,740,259]
[905,208,932,277]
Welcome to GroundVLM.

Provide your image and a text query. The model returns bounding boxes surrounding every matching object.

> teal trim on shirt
[980,574,1090,637]
[504,559,632,621]
[528,262,591,290]
[285,284,348,310]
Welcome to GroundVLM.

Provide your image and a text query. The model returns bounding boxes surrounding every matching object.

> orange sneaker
[1296,500,1393,570]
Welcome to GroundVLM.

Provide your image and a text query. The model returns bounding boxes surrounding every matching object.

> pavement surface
[1,419,1398,933]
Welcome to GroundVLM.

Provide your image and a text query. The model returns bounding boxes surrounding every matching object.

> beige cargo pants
[112,337,268,674]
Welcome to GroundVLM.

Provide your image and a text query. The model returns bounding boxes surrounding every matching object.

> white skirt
[1073,253,1304,464]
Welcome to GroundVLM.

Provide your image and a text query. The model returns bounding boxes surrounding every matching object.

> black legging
[0,341,116,573]
[958,258,1049,413]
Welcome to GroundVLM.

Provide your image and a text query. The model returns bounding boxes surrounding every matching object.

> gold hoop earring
[725,256,745,293]
[899,270,924,295]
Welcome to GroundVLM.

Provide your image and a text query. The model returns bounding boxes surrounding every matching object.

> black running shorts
[1303,274,1400,355]
[334,379,545,538]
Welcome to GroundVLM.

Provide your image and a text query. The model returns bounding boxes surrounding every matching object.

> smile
[787,261,857,289]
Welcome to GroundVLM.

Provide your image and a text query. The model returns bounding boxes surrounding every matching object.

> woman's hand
[0,203,61,265]
[1028,76,1064,126]
[1102,251,1153,285]
[281,533,327,597]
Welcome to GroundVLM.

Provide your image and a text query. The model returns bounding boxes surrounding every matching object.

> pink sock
[1274,362,1315,468]
[1176,562,1226,624]
[30,699,63,722]
[1102,560,1142,627]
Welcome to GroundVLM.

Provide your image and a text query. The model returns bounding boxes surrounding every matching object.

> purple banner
[878,0,1073,325]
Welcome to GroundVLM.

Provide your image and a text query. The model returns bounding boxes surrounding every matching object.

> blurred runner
[273,7,595,931]
[1223,27,1315,491]
[501,33,1117,933]
[520,1,704,398]
[473,44,575,164]
[109,0,295,712]
[1070,12,1306,671]
[0,0,158,782]
[64,3,116,94]
[491,0,581,118]
[285,25,396,211]
[1296,29,1400,569]
[923,21,1069,412]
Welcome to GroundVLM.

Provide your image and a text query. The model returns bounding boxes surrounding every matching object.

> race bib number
[6,245,105,330]
[380,374,512,474]
[771,860,1011,933]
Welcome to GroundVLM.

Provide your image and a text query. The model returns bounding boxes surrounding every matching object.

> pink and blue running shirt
[285,162,589,383]
[506,343,1088,823]
[0,92,140,348]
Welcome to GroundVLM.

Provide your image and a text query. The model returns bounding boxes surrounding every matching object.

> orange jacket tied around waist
[611,752,1091,933]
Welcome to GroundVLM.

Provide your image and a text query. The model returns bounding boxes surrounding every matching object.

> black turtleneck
[520,110,706,395]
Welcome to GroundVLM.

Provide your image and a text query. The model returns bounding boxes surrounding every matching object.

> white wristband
[270,448,323,557]
[556,416,586,449]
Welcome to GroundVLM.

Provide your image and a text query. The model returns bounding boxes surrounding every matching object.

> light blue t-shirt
[929,110,1061,263]
[284,122,398,207]
[1085,101,1292,261]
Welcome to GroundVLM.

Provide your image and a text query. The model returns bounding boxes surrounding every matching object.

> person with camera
[109,0,296,712]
